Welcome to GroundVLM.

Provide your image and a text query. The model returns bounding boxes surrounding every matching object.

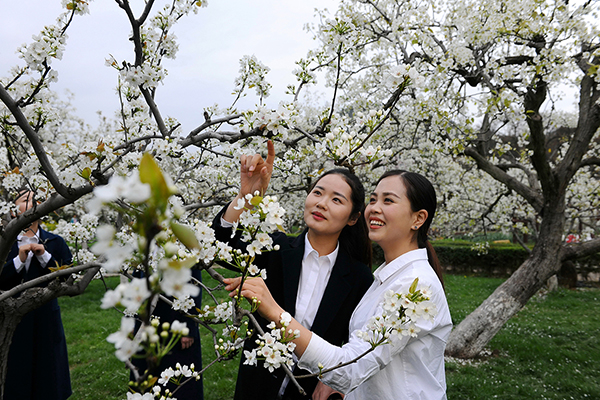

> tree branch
[580,156,600,167]
[0,263,101,303]
[557,56,600,187]
[524,76,554,197]
[561,238,600,262]
[186,114,243,138]
[140,86,169,137]
[464,147,544,212]
[0,84,96,200]
[178,127,266,148]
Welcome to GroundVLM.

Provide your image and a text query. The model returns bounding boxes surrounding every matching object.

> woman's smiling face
[365,175,422,259]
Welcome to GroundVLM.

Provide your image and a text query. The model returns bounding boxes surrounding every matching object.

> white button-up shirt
[294,236,338,329]
[298,248,453,400]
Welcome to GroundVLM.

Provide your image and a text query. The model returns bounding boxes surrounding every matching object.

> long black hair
[311,169,372,268]
[376,170,444,287]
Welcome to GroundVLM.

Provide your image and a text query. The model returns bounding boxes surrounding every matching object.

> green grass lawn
[59,273,600,399]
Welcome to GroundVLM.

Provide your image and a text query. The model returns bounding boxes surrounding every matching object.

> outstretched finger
[265,140,275,167]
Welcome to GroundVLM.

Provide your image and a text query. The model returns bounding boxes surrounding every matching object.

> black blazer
[0,228,72,400]
[212,206,373,400]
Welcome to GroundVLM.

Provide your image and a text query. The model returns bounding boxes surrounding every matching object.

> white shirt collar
[17,229,40,242]
[303,234,339,266]
[373,248,428,284]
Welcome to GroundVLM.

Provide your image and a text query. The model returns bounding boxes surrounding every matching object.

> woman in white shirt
[225,170,453,400]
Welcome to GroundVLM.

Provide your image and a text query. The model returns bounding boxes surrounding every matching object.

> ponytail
[425,241,444,289]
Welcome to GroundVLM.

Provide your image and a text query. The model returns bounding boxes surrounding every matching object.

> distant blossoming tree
[298,0,600,358]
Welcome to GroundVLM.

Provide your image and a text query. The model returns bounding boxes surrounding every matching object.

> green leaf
[78,167,92,180]
[250,195,263,207]
[171,222,200,250]
[139,153,169,207]
[409,277,419,294]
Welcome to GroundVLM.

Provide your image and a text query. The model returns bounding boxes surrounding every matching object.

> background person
[0,188,73,400]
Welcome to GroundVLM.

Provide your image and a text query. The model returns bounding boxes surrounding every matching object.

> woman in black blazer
[212,141,373,399]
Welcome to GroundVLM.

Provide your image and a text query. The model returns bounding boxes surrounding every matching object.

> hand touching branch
[224,276,313,357]
[223,140,276,223]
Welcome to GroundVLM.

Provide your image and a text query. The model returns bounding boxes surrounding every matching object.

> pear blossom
[243,349,258,366]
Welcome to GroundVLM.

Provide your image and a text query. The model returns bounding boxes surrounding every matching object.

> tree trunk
[0,299,25,400]
[445,201,566,358]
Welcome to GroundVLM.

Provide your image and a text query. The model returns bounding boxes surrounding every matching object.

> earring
[413,225,418,230]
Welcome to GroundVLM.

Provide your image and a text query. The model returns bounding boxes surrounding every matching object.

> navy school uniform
[0,229,72,400]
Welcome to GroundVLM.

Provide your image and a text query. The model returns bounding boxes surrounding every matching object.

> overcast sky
[1,1,339,132]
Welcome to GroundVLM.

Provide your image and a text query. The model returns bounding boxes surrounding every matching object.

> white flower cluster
[119,64,167,90]
[292,57,318,86]
[157,257,201,299]
[101,278,150,313]
[106,317,141,362]
[54,214,99,244]
[214,326,246,355]
[107,316,189,365]
[387,63,425,88]
[126,391,156,400]
[233,55,272,100]
[197,301,233,324]
[91,225,136,273]
[226,192,284,274]
[171,295,196,312]
[87,171,152,214]
[61,0,90,15]
[243,312,299,373]
[240,103,298,139]
[18,24,66,71]
[315,122,393,164]
[127,361,200,400]
[157,361,201,386]
[357,279,437,346]
[1,170,23,192]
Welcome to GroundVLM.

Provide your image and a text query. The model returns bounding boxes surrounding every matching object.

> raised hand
[224,276,283,322]
[223,275,313,356]
[223,140,276,223]
[239,139,275,198]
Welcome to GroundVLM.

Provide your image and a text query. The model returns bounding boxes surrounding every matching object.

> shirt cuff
[220,216,234,228]
[13,256,25,273]
[297,332,329,374]
[37,251,53,268]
